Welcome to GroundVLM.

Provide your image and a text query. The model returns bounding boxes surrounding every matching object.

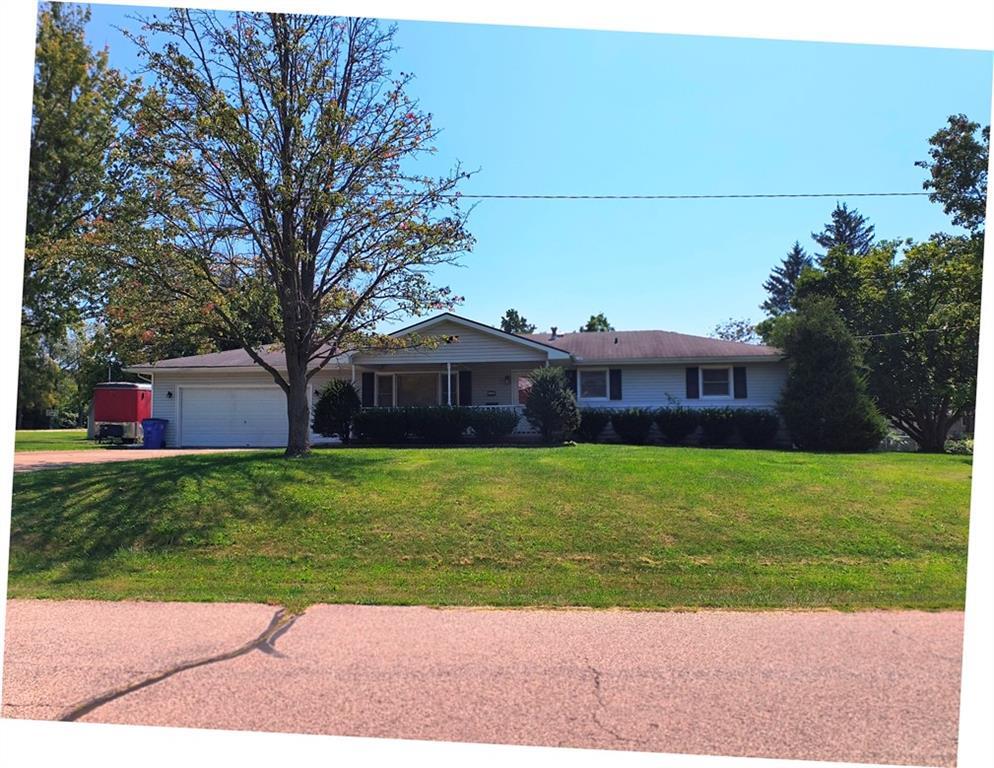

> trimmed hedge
[311,379,362,443]
[353,407,410,443]
[655,408,699,445]
[610,408,655,444]
[734,409,781,448]
[407,406,468,443]
[699,407,737,446]
[576,408,612,442]
[467,408,520,442]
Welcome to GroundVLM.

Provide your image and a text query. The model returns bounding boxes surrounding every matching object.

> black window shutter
[566,369,577,394]
[458,370,472,406]
[609,369,622,400]
[686,367,700,399]
[361,372,375,407]
[733,366,748,399]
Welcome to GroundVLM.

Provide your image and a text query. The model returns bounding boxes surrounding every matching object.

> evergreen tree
[761,241,812,316]
[499,308,536,334]
[770,297,886,452]
[811,203,875,259]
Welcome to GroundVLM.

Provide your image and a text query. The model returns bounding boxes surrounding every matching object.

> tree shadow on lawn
[8,451,389,582]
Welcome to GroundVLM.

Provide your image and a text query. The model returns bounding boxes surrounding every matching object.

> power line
[854,327,955,339]
[448,191,930,201]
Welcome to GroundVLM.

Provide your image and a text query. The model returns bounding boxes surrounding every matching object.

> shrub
[523,367,580,442]
[311,379,362,443]
[406,406,468,443]
[467,408,520,443]
[944,437,974,455]
[734,409,781,448]
[772,297,887,451]
[353,407,410,443]
[699,407,737,446]
[576,409,611,442]
[610,408,655,444]
[655,408,699,444]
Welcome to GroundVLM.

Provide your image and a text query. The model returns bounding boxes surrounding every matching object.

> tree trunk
[284,367,311,458]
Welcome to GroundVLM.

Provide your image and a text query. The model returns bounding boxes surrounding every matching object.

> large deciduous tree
[710,318,758,344]
[794,235,982,451]
[915,114,989,233]
[499,308,536,334]
[19,3,135,427]
[579,313,614,332]
[117,11,474,456]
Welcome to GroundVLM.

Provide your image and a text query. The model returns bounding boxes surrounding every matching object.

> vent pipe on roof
[550,326,558,340]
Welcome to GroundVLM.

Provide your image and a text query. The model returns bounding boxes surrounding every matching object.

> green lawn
[14,429,98,452]
[6,445,971,612]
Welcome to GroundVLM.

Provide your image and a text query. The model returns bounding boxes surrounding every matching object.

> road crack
[57,608,300,722]
[586,663,642,745]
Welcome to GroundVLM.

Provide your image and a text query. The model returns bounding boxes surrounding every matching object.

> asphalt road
[1,600,963,765]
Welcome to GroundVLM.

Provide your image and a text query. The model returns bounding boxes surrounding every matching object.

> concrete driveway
[1,600,963,765]
[13,448,261,472]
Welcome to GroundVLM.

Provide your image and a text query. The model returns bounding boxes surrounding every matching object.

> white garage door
[179,387,288,447]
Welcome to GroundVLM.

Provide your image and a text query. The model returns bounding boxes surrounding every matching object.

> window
[701,367,731,397]
[376,375,394,407]
[396,373,437,407]
[517,376,533,405]
[579,369,608,399]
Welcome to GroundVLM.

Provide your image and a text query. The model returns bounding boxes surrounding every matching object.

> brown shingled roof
[525,330,781,361]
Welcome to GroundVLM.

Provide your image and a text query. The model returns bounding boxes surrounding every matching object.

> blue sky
[83,4,993,336]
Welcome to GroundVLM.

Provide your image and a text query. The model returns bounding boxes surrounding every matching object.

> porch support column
[446,362,452,405]
[351,364,355,384]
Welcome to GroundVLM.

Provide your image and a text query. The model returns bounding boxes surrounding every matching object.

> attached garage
[178,386,288,447]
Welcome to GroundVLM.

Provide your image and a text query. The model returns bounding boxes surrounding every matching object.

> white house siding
[152,368,351,447]
[572,362,787,409]
[352,321,549,365]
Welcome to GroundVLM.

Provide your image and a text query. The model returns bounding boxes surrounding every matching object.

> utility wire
[447,191,930,200]
[854,328,957,339]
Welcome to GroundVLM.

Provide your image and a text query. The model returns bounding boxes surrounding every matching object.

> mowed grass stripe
[7,445,972,611]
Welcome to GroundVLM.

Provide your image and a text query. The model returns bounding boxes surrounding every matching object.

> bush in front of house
[944,437,974,455]
[610,408,656,444]
[311,378,362,443]
[770,297,887,452]
[406,406,468,443]
[467,407,520,443]
[353,407,410,443]
[523,366,581,442]
[654,407,700,445]
[734,408,781,448]
[698,407,737,446]
[575,408,612,442]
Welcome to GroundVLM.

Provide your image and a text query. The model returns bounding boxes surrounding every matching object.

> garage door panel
[180,387,287,447]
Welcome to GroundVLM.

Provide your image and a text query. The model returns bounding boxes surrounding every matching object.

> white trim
[700,365,733,399]
[578,368,610,401]
[387,312,572,360]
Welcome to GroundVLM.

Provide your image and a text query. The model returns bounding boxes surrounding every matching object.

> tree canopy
[499,308,536,334]
[710,318,759,344]
[108,11,474,455]
[579,313,614,332]
[916,114,989,233]
[811,203,875,260]
[761,241,812,317]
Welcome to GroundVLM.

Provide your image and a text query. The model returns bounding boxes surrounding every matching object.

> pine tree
[761,241,812,316]
[811,203,875,259]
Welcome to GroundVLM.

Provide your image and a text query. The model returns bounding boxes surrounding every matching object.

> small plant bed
[7,445,971,612]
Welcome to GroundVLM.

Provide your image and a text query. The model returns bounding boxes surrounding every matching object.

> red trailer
[93,382,152,443]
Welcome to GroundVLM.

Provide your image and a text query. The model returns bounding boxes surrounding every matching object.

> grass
[6,445,971,612]
[15,429,99,452]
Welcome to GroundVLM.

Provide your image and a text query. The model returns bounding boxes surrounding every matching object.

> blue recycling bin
[142,418,168,449]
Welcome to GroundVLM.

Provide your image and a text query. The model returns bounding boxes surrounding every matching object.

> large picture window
[701,367,731,397]
[579,369,608,399]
